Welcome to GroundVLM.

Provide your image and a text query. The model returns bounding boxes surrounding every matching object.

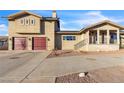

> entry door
[14,37,27,50]
[33,37,46,50]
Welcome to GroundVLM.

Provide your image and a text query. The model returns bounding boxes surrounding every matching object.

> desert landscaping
[55,66,124,83]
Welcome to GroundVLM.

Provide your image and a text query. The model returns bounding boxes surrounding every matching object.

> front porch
[74,20,124,51]
[89,29,120,45]
[87,29,120,51]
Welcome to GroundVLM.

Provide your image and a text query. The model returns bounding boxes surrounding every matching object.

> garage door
[33,37,46,50]
[14,37,27,50]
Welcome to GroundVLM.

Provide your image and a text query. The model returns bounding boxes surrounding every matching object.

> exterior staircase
[74,39,87,50]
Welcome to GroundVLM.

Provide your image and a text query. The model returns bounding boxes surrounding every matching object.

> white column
[87,31,89,45]
[117,29,120,45]
[86,31,89,51]
[97,29,100,44]
[107,29,110,44]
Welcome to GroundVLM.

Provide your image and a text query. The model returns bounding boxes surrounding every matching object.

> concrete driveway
[0,51,51,83]
[23,54,124,83]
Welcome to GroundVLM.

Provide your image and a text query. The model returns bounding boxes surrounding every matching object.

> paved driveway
[0,51,51,83]
[23,54,124,82]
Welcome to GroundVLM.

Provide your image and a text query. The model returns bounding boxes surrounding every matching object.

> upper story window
[26,19,29,25]
[20,19,24,25]
[63,36,76,41]
[20,18,35,25]
[31,19,35,25]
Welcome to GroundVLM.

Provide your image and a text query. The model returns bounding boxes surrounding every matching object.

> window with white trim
[63,36,76,41]
[25,19,29,25]
[20,18,35,25]
[31,19,35,25]
[20,19,24,25]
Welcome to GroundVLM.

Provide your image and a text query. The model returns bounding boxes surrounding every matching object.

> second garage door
[33,37,46,50]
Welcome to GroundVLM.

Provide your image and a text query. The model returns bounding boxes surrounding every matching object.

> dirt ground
[55,66,124,83]
[47,49,124,58]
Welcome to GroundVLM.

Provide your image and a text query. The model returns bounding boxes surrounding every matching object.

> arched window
[31,19,35,25]
[20,19,24,25]
[26,19,29,25]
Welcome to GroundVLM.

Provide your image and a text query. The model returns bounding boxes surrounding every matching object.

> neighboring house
[0,36,8,50]
[7,11,124,51]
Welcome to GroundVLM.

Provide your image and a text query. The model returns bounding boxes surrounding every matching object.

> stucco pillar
[117,29,120,45]
[28,37,32,50]
[107,29,110,44]
[97,29,100,44]
[8,37,12,50]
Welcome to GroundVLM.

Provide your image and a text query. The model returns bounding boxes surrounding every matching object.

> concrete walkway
[23,54,124,83]
[0,51,51,83]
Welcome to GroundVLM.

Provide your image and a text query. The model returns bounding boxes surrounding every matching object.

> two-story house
[8,11,124,51]
[8,11,60,50]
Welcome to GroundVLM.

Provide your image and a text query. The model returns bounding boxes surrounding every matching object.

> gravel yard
[55,66,124,83]
[55,72,96,83]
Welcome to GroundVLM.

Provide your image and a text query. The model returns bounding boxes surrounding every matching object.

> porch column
[107,29,110,44]
[117,29,120,44]
[87,31,89,45]
[97,29,100,44]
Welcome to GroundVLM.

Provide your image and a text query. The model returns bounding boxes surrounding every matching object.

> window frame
[63,36,76,41]
[25,19,29,25]
[31,19,35,25]
[20,19,25,25]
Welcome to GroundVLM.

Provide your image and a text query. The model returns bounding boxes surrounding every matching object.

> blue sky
[1,10,124,36]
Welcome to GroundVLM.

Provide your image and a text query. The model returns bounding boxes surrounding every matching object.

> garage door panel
[14,37,27,50]
[33,37,46,50]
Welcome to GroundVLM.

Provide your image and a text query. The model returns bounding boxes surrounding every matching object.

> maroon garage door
[33,37,46,50]
[14,37,27,50]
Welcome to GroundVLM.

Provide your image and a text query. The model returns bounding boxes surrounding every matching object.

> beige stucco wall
[8,14,56,50]
[44,21,55,50]
[59,34,81,50]
[9,15,41,35]
[86,44,119,51]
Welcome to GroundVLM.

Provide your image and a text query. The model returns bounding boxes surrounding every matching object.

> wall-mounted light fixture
[47,38,50,41]
[9,38,12,41]
[29,38,31,41]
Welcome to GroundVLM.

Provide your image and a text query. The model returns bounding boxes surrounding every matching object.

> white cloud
[5,33,8,36]
[85,11,106,18]
[0,24,8,31]
[60,19,79,30]
[60,19,67,25]
[60,11,124,30]
[60,26,78,31]
[71,11,109,26]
